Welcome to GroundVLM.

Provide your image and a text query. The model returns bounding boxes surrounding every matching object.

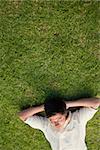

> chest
[45,120,82,143]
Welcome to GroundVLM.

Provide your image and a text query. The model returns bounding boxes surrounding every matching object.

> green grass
[0,0,100,150]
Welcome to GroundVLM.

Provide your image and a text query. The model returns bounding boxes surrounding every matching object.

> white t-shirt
[24,107,98,150]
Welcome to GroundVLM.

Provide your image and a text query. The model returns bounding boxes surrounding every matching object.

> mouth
[55,124,62,128]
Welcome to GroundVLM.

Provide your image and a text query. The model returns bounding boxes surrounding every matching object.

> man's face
[49,113,67,129]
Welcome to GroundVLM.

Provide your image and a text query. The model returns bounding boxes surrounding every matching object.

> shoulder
[72,107,99,124]
[24,115,49,130]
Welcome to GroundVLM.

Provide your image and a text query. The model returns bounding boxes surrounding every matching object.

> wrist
[39,104,44,112]
[65,101,70,109]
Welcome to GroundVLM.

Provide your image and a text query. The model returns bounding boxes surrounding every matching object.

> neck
[65,111,71,126]
[65,111,69,120]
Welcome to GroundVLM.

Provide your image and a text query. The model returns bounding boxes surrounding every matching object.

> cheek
[60,118,66,125]
[60,121,65,125]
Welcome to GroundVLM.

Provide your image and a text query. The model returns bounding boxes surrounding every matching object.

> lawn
[0,0,100,150]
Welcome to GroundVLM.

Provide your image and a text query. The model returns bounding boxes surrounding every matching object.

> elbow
[18,112,26,122]
[96,98,100,106]
[93,98,100,108]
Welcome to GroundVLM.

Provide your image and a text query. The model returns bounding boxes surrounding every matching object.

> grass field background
[0,0,100,150]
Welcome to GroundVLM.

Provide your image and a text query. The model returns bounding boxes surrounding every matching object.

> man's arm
[18,105,44,122]
[65,97,100,109]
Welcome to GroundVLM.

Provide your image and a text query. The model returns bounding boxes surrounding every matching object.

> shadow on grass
[19,86,96,113]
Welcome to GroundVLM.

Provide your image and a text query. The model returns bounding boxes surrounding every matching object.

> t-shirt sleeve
[24,115,48,131]
[78,106,99,124]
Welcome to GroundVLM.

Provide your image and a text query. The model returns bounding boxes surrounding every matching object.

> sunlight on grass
[0,1,99,150]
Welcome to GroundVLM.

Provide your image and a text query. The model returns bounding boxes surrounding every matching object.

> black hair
[44,97,66,118]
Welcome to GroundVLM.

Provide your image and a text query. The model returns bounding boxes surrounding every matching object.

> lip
[55,124,62,128]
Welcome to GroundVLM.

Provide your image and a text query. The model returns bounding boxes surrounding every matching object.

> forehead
[49,113,64,120]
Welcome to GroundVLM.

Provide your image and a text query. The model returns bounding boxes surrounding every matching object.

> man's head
[44,98,68,128]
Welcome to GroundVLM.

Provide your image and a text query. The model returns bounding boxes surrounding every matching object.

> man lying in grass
[18,97,100,150]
